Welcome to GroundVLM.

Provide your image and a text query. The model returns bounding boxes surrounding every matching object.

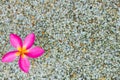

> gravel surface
[0,0,120,80]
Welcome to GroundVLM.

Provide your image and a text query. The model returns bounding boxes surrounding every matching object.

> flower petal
[19,55,30,73]
[1,51,18,62]
[23,33,35,49]
[10,33,22,48]
[27,46,45,58]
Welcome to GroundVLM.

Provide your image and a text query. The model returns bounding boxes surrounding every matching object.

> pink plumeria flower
[1,33,45,73]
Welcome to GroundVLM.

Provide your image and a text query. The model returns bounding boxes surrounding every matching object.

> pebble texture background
[0,0,120,80]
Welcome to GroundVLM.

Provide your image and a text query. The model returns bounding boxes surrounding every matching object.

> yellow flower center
[16,46,28,58]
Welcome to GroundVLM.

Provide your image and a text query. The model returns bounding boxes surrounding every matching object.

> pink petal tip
[23,33,35,49]
[10,33,22,48]
[19,55,30,73]
[1,51,18,62]
[27,46,45,58]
